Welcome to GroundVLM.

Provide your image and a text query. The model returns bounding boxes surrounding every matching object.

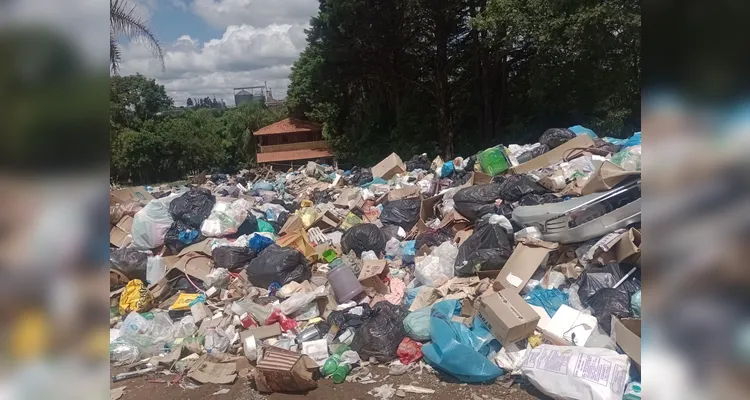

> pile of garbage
[110,126,642,400]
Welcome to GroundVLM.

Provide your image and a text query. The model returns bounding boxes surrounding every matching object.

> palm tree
[110,0,165,74]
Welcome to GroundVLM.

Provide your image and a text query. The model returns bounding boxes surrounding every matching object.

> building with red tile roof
[253,118,334,166]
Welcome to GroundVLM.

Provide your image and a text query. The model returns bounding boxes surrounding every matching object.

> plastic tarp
[454,218,513,276]
[245,244,311,288]
[341,223,386,257]
[380,199,421,231]
[421,300,502,383]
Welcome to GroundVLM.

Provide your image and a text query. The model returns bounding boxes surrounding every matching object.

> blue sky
[117,0,320,106]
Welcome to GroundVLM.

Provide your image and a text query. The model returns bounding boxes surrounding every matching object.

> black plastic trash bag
[245,244,311,288]
[453,183,503,221]
[328,304,374,332]
[517,144,550,163]
[464,155,477,172]
[169,188,216,228]
[380,198,421,231]
[229,215,259,238]
[110,247,148,282]
[492,174,549,202]
[577,263,641,305]
[164,220,204,254]
[539,128,576,149]
[450,169,472,187]
[380,224,404,241]
[213,246,256,271]
[415,228,453,249]
[454,219,514,276]
[351,302,408,362]
[348,167,373,186]
[276,211,290,229]
[587,288,632,334]
[341,223,386,256]
[405,154,431,171]
[517,193,563,206]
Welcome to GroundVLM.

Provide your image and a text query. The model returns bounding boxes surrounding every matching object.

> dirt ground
[111,362,549,400]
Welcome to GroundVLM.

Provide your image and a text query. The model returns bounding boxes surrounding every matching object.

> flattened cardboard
[109,215,134,248]
[388,186,421,201]
[277,230,318,262]
[416,193,444,232]
[309,210,341,231]
[581,161,640,195]
[279,214,305,236]
[509,135,595,174]
[187,354,237,384]
[472,171,493,185]
[171,252,213,281]
[243,323,282,340]
[492,240,559,293]
[359,259,389,296]
[612,317,641,366]
[477,289,540,346]
[110,186,155,205]
[334,188,359,209]
[372,153,406,180]
[177,239,214,257]
[254,346,318,393]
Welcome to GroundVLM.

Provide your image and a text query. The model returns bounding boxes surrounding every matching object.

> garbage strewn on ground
[110,126,641,399]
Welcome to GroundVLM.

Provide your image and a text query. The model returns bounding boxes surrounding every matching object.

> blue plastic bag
[403,306,431,341]
[253,181,274,192]
[361,177,388,188]
[603,132,641,148]
[422,300,503,383]
[441,161,455,177]
[404,286,421,307]
[401,241,416,264]
[178,228,199,244]
[248,234,274,254]
[568,125,598,138]
[524,287,568,317]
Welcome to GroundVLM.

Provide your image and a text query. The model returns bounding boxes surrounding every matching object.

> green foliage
[287,0,640,163]
[110,77,287,184]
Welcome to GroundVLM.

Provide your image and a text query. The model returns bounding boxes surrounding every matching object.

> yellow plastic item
[300,199,314,208]
[119,279,154,315]
[340,212,363,230]
[528,333,543,348]
[296,207,319,228]
[169,293,201,311]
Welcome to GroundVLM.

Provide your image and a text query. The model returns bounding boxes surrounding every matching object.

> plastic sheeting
[421,300,502,383]
[524,287,569,317]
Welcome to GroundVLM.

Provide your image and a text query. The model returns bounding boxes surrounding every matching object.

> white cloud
[192,0,318,29]
[119,23,308,105]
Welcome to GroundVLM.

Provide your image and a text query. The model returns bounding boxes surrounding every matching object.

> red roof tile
[256,148,333,163]
[253,118,322,136]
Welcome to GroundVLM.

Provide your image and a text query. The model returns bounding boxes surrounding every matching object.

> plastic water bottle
[321,344,350,376]
[331,363,351,384]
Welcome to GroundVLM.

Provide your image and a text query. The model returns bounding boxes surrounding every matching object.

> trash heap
[110,126,642,400]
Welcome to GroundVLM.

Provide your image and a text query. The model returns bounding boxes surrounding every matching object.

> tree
[186,97,194,107]
[110,73,173,129]
[110,0,165,74]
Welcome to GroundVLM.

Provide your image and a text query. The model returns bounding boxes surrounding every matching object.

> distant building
[253,118,334,167]
[233,83,285,108]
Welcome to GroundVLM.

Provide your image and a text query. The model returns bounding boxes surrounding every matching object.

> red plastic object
[264,309,298,332]
[397,337,423,364]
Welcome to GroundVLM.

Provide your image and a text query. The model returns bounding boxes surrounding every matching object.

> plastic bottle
[322,344,350,376]
[331,363,351,383]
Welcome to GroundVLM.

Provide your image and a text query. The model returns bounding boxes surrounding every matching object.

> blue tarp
[421,300,502,383]
[568,125,598,138]
[524,287,568,317]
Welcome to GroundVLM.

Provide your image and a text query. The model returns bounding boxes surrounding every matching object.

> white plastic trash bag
[201,199,248,237]
[415,241,458,287]
[146,255,166,285]
[131,195,176,249]
[521,345,630,400]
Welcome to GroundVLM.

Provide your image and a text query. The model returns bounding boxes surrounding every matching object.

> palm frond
[110,30,122,75]
[110,0,165,72]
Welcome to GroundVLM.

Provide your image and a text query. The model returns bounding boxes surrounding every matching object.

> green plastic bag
[257,219,274,233]
[477,146,509,176]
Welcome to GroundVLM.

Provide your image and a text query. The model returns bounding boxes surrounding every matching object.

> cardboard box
[372,153,406,179]
[472,171,494,185]
[277,230,318,262]
[612,317,641,366]
[110,186,155,205]
[309,210,342,231]
[476,289,540,345]
[359,259,389,296]
[492,240,559,293]
[334,188,361,209]
[415,193,444,232]
[279,214,305,236]
[388,186,421,201]
[243,323,282,341]
[109,215,134,248]
[254,346,318,393]
[509,135,596,174]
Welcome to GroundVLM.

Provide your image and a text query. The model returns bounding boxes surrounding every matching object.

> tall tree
[186,97,194,107]
[110,0,165,74]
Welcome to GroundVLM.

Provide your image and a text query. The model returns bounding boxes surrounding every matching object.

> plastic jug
[328,266,364,303]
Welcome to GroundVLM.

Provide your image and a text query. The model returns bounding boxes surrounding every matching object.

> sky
[119,0,320,106]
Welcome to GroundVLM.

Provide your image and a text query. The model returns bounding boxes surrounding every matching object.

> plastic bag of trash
[454,218,513,276]
[380,198,421,231]
[205,328,230,353]
[351,302,408,363]
[539,128,576,149]
[204,268,231,290]
[212,246,255,271]
[521,345,629,400]
[110,247,149,282]
[577,263,641,305]
[341,223,386,257]
[146,255,166,285]
[248,233,274,253]
[406,154,431,171]
[588,288,631,335]
[494,174,548,202]
[610,144,641,171]
[422,300,502,383]
[453,183,503,221]
[403,306,431,341]
[246,244,311,288]
[168,188,215,228]
[131,195,176,249]
[524,287,569,317]
[119,279,154,315]
[415,241,458,287]
[164,220,204,254]
[516,144,549,164]
[201,200,248,237]
[415,228,453,249]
